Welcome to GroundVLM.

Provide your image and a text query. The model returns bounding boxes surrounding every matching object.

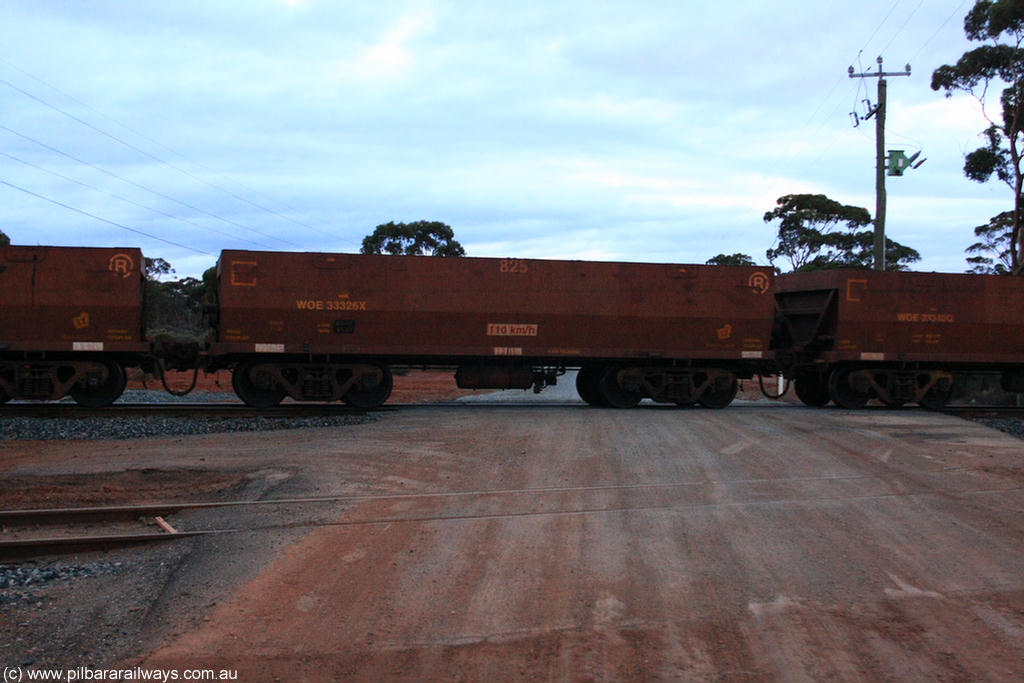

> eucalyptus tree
[361,221,466,257]
[763,194,920,272]
[932,0,1024,274]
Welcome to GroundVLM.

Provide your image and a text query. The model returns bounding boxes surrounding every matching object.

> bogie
[580,365,740,409]
[697,376,738,409]
[0,360,127,407]
[232,362,287,408]
[828,367,870,410]
[230,361,394,408]
[598,366,643,409]
[793,372,830,407]
[69,361,127,408]
[575,365,605,407]
[341,365,393,408]
[805,365,958,410]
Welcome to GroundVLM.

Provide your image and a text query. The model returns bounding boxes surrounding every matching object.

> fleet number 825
[500,258,529,273]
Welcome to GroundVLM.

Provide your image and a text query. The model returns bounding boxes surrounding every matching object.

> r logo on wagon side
[108,253,135,279]
[747,272,770,294]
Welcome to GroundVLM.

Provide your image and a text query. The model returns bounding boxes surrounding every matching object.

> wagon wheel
[793,372,830,407]
[70,361,127,408]
[575,365,605,406]
[918,385,952,411]
[598,366,642,409]
[232,362,286,408]
[697,375,738,409]
[827,367,870,409]
[871,373,907,408]
[342,365,393,408]
[879,396,907,408]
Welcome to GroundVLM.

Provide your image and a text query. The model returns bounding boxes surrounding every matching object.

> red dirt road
[123,404,1024,682]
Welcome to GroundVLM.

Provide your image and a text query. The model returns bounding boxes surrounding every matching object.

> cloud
[545,93,679,127]
[328,4,435,84]
[890,95,990,145]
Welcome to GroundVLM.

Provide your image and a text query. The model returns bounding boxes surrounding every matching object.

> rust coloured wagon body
[775,269,1024,408]
[210,250,777,408]
[0,245,148,405]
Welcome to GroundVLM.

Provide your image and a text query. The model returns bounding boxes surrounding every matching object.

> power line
[910,0,969,64]
[787,3,965,188]
[879,0,926,57]
[775,3,913,183]
[0,65,354,244]
[0,150,279,250]
[858,1,904,57]
[0,177,214,256]
[0,123,301,248]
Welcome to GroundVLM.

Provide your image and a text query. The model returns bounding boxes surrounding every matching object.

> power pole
[849,57,910,271]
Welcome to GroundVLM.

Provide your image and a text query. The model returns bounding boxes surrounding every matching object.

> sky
[0,0,1009,278]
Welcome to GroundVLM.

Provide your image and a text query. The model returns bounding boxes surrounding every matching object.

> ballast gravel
[3,389,1023,441]
[1,561,126,606]
[973,417,1024,439]
[1,390,378,441]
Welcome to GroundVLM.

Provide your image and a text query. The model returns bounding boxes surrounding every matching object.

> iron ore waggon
[0,245,149,406]
[8,244,1023,412]
[774,269,1024,409]
[208,250,777,408]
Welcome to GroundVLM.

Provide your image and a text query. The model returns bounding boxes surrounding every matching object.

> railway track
[941,405,1024,419]
[0,502,220,560]
[0,402,376,419]
[0,480,819,560]
[0,497,327,560]
[8,467,1024,561]
[3,401,1022,419]
[0,401,605,419]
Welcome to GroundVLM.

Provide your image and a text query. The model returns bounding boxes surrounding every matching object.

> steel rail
[0,403,374,418]
[941,406,1024,419]
[5,469,1021,560]
[0,530,223,560]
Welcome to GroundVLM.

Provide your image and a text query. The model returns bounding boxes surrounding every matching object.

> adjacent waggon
[2,243,1023,410]
[774,269,1024,410]
[0,246,149,407]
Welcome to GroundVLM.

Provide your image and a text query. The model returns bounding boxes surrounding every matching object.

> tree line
[708,193,922,272]
[711,1,1024,275]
